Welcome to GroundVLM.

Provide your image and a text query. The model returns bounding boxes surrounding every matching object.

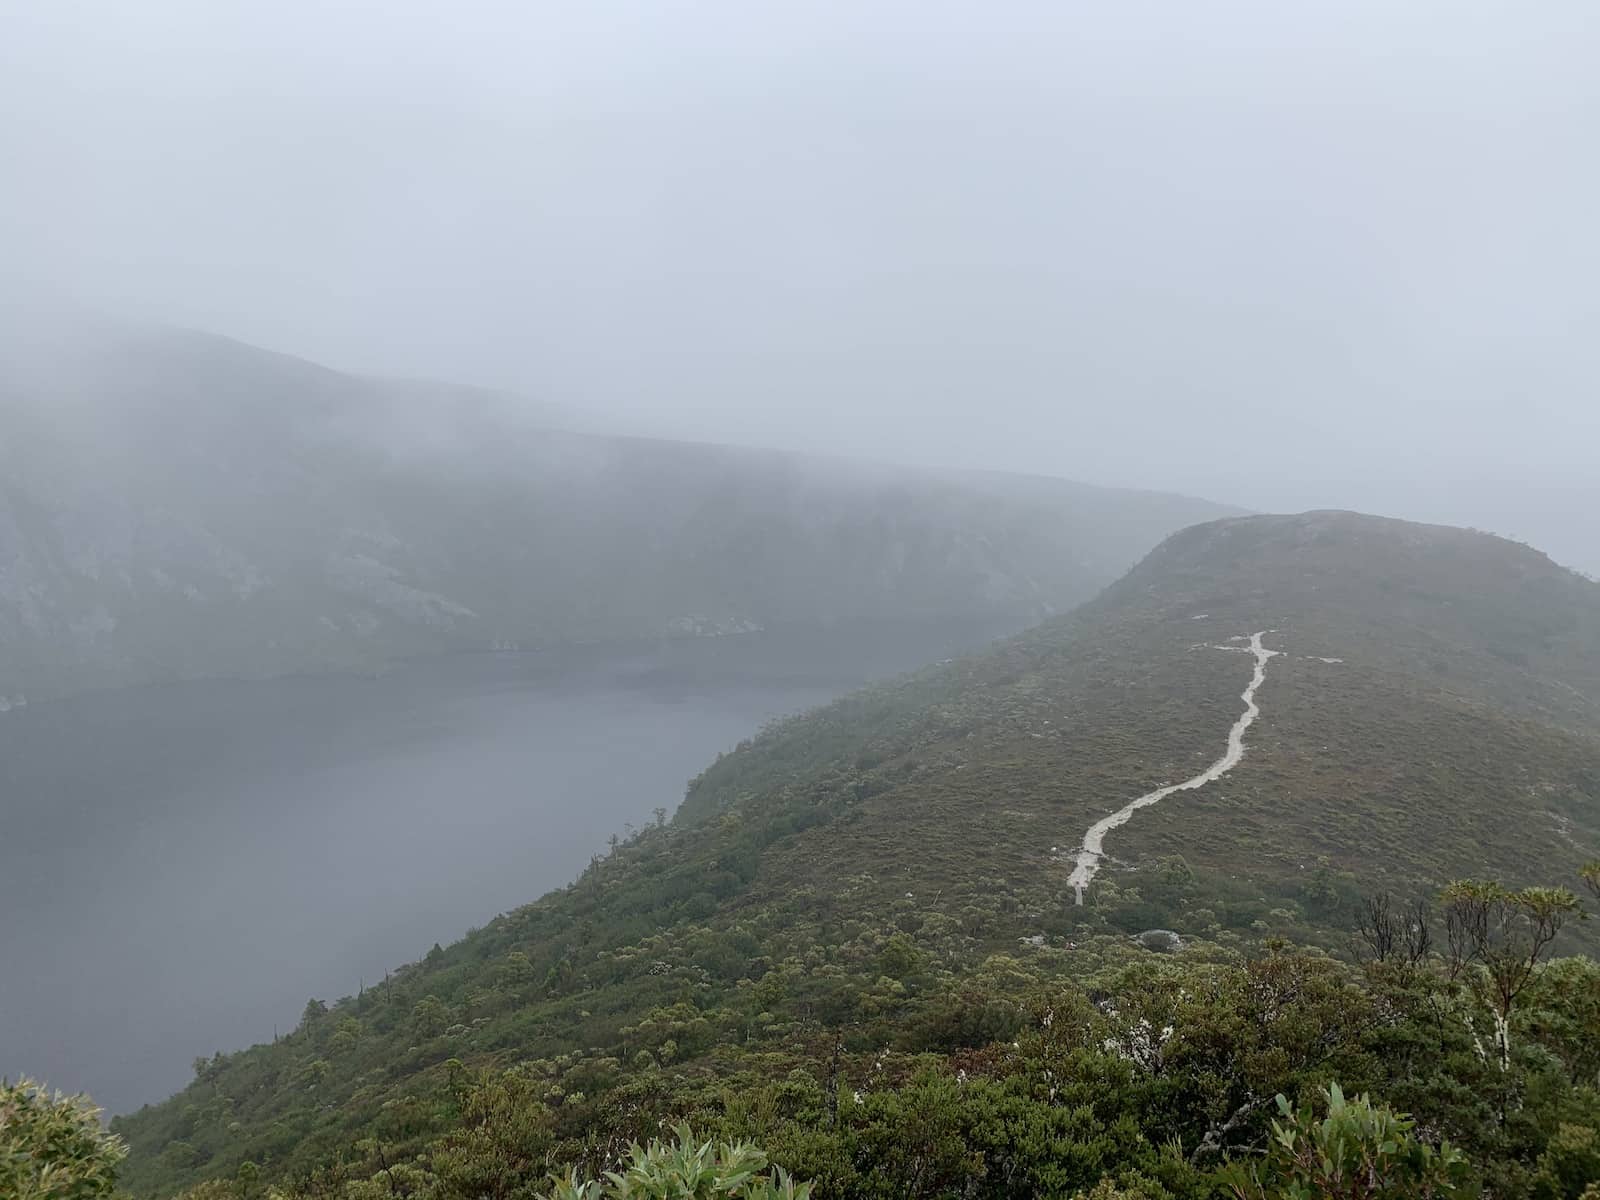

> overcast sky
[3,1,1596,570]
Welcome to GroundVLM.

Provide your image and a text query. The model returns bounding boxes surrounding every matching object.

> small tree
[0,1078,127,1200]
[1579,861,1600,906]
[877,933,924,980]
[540,1125,811,1199]
[1220,1083,1469,1199]
[1440,880,1582,1069]
[411,995,453,1039]
[1353,891,1432,971]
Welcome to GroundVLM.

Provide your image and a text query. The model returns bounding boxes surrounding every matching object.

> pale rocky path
[1068,631,1280,904]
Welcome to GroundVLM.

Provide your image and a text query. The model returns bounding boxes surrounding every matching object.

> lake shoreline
[3,616,1018,1115]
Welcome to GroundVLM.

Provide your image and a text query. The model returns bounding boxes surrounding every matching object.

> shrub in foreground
[1,1077,128,1200]
[541,1125,812,1199]
[1221,1083,1469,1200]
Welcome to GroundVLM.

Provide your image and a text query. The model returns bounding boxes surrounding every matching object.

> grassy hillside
[0,315,1234,700]
[109,512,1600,1198]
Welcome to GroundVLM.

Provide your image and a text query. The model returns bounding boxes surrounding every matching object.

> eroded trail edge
[1068,630,1279,904]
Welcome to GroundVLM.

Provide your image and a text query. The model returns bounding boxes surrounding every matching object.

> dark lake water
[0,621,1006,1115]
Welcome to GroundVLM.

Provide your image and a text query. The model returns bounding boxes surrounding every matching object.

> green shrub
[1219,1083,1470,1199]
[1532,1123,1600,1200]
[540,1125,810,1199]
[1,1078,127,1200]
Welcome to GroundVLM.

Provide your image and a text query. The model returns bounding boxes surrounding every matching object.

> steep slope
[0,313,1234,700]
[112,511,1600,1196]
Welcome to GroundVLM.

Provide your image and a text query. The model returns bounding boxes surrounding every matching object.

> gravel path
[1068,631,1279,903]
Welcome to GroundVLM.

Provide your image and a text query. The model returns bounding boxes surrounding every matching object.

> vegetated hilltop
[677,510,1600,894]
[112,511,1600,1198]
[0,311,1234,700]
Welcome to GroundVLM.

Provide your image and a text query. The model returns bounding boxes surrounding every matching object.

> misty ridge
[3,4,1600,1200]
[0,305,1239,702]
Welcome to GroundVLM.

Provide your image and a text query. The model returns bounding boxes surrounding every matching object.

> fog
[2,1,1596,571]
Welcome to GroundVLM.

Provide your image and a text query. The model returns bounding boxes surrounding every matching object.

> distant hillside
[112,511,1600,1197]
[0,314,1235,699]
[676,510,1600,902]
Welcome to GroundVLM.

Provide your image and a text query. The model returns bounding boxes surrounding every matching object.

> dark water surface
[0,621,1007,1115]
